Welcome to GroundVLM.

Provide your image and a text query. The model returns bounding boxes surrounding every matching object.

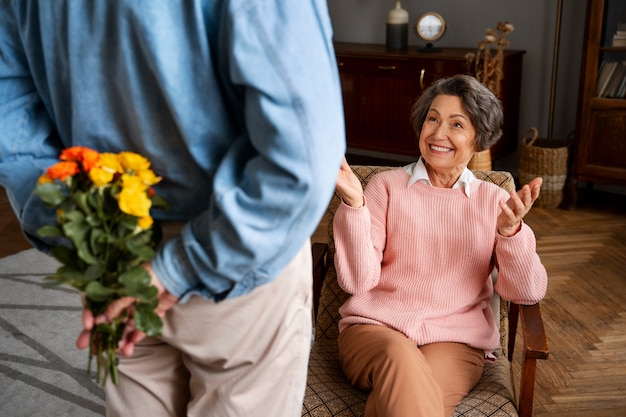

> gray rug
[0,249,105,417]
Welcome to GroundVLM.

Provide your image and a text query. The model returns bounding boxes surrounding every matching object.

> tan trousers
[338,324,484,417]
[105,243,312,417]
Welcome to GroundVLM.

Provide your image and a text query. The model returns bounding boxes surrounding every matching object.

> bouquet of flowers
[34,146,169,385]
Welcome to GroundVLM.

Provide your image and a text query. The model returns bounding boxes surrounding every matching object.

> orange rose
[46,161,80,181]
[60,146,100,172]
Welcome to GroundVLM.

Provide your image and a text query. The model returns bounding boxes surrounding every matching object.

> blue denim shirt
[0,0,345,301]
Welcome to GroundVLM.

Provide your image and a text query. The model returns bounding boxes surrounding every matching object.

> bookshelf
[569,0,626,204]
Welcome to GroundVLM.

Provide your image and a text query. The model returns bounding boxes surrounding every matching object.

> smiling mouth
[430,144,452,153]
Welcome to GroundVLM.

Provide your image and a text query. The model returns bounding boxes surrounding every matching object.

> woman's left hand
[497,177,543,237]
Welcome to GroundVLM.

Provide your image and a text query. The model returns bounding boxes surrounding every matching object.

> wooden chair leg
[515,303,549,417]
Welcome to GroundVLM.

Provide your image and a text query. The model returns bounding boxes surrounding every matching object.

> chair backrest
[314,165,516,357]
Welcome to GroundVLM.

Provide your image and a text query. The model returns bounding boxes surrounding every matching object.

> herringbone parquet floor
[512,190,626,416]
[2,185,626,416]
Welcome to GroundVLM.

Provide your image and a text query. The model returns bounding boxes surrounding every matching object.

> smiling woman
[331,73,547,417]
[409,74,503,187]
[418,95,477,187]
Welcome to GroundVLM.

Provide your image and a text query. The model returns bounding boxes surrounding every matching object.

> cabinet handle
[378,65,396,70]
[420,69,425,90]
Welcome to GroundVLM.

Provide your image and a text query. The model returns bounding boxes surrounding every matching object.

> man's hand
[76,262,179,357]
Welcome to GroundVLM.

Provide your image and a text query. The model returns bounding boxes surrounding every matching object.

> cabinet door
[338,56,467,157]
[339,57,419,155]
[579,109,626,179]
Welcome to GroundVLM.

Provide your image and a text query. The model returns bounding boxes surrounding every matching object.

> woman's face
[418,94,478,175]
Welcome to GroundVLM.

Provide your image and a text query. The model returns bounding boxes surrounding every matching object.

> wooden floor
[2,185,626,415]
[512,189,626,416]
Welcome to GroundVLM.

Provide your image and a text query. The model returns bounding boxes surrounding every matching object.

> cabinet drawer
[337,56,417,77]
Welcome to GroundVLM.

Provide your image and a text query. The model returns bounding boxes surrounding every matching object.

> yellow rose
[38,174,54,184]
[89,167,114,186]
[119,152,151,172]
[121,173,148,191]
[137,215,154,230]
[137,169,161,186]
[97,153,124,174]
[118,187,152,218]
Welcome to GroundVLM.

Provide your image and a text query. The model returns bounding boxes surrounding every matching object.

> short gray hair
[410,74,504,151]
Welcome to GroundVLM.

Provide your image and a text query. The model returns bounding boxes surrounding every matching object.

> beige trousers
[338,324,484,417]
[105,242,312,417]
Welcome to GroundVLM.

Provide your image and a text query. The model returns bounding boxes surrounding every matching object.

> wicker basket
[518,128,569,208]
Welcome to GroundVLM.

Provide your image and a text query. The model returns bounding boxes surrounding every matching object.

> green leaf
[62,209,85,223]
[34,182,65,206]
[63,219,99,265]
[37,225,63,238]
[118,267,155,299]
[85,281,118,303]
[72,190,92,214]
[86,212,102,227]
[46,265,89,290]
[87,191,100,209]
[150,195,171,211]
[84,263,105,282]
[119,216,138,233]
[50,246,79,268]
[76,239,99,265]
[88,228,106,257]
[134,301,162,336]
[126,242,155,262]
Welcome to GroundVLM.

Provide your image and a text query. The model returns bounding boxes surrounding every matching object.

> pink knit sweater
[334,168,547,353]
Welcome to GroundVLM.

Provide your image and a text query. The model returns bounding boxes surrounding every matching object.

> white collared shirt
[402,158,475,197]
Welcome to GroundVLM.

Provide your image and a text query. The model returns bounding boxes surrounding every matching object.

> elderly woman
[333,74,548,417]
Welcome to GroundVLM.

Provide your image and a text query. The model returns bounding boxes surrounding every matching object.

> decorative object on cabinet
[568,0,626,207]
[465,21,515,171]
[414,11,446,52]
[385,1,409,51]
[518,128,569,208]
[465,21,514,98]
[334,43,524,166]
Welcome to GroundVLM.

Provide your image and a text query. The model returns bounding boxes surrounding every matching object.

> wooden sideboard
[334,42,525,163]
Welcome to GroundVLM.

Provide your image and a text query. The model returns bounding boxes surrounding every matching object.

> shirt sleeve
[151,0,346,301]
[0,6,64,250]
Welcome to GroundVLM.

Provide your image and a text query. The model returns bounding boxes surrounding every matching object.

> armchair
[303,165,548,417]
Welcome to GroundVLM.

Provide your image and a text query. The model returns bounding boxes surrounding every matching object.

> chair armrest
[513,302,549,417]
[520,303,549,360]
[311,242,328,321]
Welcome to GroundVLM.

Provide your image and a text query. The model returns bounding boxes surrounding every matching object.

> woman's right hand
[336,157,364,208]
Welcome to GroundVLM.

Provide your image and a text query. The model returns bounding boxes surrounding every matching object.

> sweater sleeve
[333,174,389,294]
[493,222,548,304]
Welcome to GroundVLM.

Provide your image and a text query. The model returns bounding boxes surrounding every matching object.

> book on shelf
[595,61,618,97]
[604,61,626,98]
[613,34,626,47]
[616,73,626,98]
[612,24,626,46]
[596,60,626,98]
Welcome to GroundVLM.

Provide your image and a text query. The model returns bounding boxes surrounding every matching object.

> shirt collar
[402,157,474,197]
